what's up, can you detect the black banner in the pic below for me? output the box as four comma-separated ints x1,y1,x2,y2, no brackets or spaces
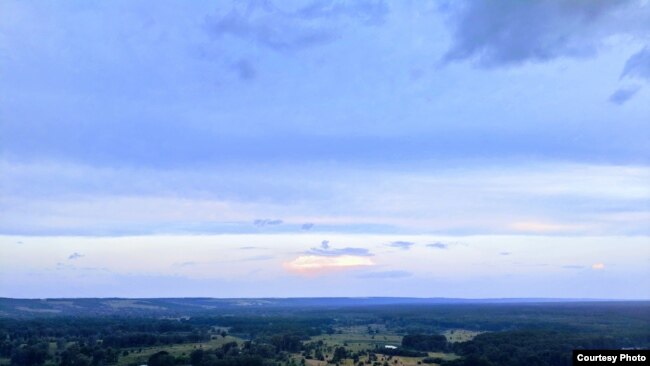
573,350,648,365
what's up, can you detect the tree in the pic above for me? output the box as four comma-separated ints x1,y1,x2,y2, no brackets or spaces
331,347,347,363
10,345,48,366
148,351,176,366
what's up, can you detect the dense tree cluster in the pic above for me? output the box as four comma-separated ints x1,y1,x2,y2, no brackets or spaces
401,334,448,352
444,330,634,366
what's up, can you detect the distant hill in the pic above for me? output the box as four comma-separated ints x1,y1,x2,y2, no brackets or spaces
0,297,630,318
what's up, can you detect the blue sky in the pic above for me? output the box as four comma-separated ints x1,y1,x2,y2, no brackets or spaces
1,0,649,298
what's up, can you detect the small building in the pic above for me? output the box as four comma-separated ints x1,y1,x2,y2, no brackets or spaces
384,345,398,350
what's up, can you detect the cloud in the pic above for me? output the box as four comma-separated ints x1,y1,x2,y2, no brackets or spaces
621,47,650,81
298,0,389,26
253,218,283,227
68,252,84,260
441,0,641,67
239,246,262,250
301,222,315,230
240,255,274,262
388,241,414,250
562,265,585,269
510,221,586,234
426,242,448,249
356,270,412,279
289,240,375,274
232,59,256,81
284,254,375,273
306,246,372,257
609,85,642,105
499,252,511,256
592,262,606,270
205,1,387,52
176,261,197,267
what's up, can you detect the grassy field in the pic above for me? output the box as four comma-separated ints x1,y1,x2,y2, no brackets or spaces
304,326,461,366
309,325,402,353
442,329,483,343
6,325,472,366
115,335,242,366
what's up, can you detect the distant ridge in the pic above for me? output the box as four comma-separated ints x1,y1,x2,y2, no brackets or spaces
1,297,646,318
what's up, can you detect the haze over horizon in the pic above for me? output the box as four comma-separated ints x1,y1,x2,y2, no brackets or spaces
1,0,649,299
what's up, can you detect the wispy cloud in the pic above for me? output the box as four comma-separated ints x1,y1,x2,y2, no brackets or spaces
499,252,511,256
388,241,414,250
621,47,650,81
68,252,84,260
205,1,387,52
426,242,448,249
562,265,585,269
232,59,256,81
356,270,411,279
253,219,283,227
441,0,642,67
301,223,315,230
609,85,641,105
306,246,372,257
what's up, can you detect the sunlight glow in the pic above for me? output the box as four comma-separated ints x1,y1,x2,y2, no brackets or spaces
284,255,375,274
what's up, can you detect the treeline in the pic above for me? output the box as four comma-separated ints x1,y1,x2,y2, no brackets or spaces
0,314,334,366
444,329,643,366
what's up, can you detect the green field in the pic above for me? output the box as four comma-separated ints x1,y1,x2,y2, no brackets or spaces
116,336,242,366
441,329,483,343
303,325,460,366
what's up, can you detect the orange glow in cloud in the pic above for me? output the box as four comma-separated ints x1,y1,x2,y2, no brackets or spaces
284,255,375,274
591,263,605,270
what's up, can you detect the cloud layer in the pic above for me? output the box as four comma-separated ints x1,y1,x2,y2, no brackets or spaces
442,0,646,67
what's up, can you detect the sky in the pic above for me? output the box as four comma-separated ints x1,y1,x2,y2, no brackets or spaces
1,0,649,299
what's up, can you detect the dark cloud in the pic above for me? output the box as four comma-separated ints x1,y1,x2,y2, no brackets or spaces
232,59,256,81
562,265,585,269
441,0,638,67
253,218,283,227
621,47,650,81
426,242,448,249
68,252,84,260
306,240,372,257
388,241,414,250
301,223,315,230
206,0,387,51
356,270,412,279
609,85,641,105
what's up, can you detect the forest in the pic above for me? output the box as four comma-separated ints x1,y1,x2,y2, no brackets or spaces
0,298,648,366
